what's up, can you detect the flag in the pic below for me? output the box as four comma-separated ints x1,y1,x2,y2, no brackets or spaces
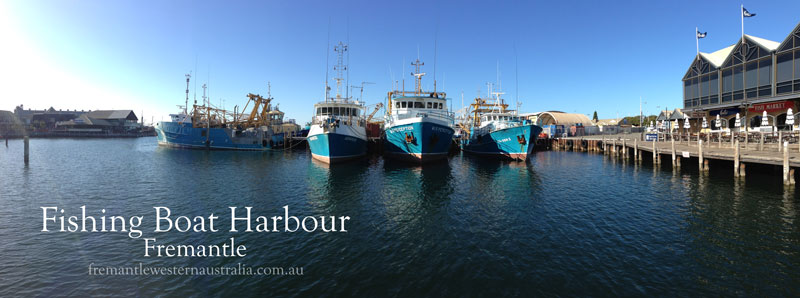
696,30,707,38
742,7,756,17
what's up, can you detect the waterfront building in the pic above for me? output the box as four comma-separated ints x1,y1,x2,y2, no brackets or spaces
682,21,800,132
55,110,141,134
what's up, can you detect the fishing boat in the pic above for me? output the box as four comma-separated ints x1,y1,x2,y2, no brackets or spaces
383,59,455,163
307,42,368,163
460,83,541,160
155,74,278,150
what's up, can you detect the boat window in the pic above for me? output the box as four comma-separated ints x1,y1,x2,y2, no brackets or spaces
414,102,424,108
316,108,321,115
396,102,400,108
439,102,443,109
427,102,432,108
353,109,360,116
401,101,407,108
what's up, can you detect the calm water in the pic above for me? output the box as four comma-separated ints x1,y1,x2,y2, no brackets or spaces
1,137,799,296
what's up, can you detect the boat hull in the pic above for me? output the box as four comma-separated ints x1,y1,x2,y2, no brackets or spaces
384,120,455,163
155,121,269,151
307,132,368,163
463,124,542,160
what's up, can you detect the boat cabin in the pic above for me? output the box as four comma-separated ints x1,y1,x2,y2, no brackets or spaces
313,102,365,125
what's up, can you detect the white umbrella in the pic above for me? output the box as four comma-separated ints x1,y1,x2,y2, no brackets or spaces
684,115,691,129
702,117,708,128
787,108,795,126
735,113,741,128
761,110,769,126
715,114,721,129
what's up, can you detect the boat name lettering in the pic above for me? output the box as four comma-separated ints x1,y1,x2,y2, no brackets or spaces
388,126,413,133
308,136,318,141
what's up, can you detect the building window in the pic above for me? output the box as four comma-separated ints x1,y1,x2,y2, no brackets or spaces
745,61,758,99
758,58,771,97
795,50,800,92
777,52,793,94
733,65,743,92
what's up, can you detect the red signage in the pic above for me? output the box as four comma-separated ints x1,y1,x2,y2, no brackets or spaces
748,100,795,113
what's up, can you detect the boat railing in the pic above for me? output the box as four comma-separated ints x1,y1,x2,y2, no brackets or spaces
392,109,454,123
312,115,366,128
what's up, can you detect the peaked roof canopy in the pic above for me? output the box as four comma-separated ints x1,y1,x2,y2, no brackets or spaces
684,20,800,79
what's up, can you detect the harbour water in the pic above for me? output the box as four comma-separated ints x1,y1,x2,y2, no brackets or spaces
1,137,799,296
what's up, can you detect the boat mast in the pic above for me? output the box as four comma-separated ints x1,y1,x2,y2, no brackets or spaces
184,73,191,114
411,59,425,95
333,42,348,102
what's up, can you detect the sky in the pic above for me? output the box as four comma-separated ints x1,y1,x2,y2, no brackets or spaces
2,0,800,124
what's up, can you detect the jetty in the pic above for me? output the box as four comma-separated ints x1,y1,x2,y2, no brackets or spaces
552,133,799,185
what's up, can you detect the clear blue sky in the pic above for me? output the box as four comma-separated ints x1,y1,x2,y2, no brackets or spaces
2,0,799,124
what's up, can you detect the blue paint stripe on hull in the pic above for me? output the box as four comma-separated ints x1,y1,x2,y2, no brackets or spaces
307,132,367,163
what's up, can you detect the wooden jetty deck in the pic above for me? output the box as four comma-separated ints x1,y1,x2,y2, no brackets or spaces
552,134,799,185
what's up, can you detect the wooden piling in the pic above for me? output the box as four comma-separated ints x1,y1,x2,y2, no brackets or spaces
652,139,659,165
634,138,638,161
698,139,704,172
734,139,740,177
784,141,795,185
779,132,783,152
24,136,29,164
759,132,764,151
671,138,676,167
622,139,627,159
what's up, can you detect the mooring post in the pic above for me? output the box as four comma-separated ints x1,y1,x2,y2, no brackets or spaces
698,139,704,172
671,138,676,166
653,139,659,165
706,132,710,148
612,139,616,156
734,139,740,177
622,139,627,159
24,136,29,164
718,132,722,148
784,141,795,185
634,138,638,160
779,132,783,152
759,132,764,151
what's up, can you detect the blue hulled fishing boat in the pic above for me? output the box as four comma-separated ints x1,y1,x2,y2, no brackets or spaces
155,74,278,150
383,59,454,163
460,84,541,160
307,42,368,163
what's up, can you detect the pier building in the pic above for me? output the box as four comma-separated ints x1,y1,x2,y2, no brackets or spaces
682,21,800,132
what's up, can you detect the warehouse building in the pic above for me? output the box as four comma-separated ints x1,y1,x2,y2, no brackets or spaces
682,21,800,132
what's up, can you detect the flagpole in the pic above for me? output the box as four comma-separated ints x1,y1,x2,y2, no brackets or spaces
696,27,699,56
741,4,744,38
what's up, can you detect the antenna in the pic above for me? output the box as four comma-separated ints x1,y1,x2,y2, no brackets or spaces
267,81,272,98
433,23,438,94
346,18,350,101
184,73,191,114
514,43,519,116
350,82,374,102
325,17,331,102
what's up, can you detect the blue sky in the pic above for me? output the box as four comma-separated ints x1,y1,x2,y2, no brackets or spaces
2,0,799,124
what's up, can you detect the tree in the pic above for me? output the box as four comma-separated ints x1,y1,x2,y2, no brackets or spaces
592,111,598,122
